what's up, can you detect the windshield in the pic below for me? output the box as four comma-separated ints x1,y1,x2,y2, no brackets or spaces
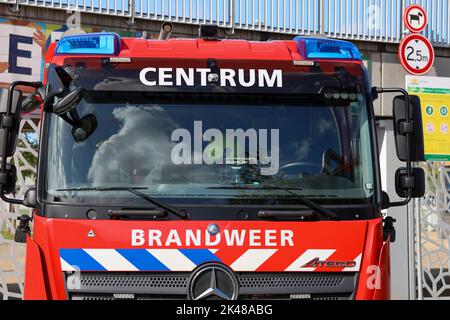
43,91,375,206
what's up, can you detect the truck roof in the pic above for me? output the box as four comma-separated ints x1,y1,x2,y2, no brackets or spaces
48,34,363,65
48,38,301,65
120,38,302,60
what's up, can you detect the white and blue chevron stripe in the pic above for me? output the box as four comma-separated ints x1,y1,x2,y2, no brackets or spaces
60,248,220,272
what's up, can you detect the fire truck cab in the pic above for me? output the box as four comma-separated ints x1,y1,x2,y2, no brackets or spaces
0,26,426,300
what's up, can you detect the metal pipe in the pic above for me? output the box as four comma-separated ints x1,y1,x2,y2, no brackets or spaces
158,21,173,40
415,196,424,300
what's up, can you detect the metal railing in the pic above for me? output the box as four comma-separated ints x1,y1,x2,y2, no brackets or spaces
0,1,449,44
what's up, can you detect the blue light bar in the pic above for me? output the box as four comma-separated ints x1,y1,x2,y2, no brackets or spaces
295,37,362,60
55,33,120,55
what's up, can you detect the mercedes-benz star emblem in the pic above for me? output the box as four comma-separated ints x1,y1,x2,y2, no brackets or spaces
188,263,239,300
207,223,219,235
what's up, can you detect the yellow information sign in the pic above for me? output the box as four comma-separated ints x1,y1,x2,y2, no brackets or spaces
407,76,450,161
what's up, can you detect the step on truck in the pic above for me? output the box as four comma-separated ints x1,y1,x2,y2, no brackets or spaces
0,24,426,300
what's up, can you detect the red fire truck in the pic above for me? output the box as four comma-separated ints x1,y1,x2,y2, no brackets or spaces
0,24,426,300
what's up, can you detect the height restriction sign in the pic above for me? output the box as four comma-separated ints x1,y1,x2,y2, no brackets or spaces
398,33,435,75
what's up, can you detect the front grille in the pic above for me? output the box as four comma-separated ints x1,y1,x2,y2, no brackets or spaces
239,273,349,293
77,274,188,295
64,272,357,300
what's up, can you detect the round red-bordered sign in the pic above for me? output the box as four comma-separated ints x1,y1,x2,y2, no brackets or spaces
398,33,434,75
404,4,428,33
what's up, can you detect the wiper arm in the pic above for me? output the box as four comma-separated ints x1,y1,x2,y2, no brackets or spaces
207,184,337,220
107,209,167,218
126,188,187,219
56,186,187,219
206,185,304,191
57,186,148,191
261,185,338,220
258,210,315,220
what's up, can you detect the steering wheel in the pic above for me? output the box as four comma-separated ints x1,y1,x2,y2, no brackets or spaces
321,149,343,176
279,162,322,176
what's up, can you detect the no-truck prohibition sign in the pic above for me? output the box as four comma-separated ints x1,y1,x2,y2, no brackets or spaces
398,33,434,75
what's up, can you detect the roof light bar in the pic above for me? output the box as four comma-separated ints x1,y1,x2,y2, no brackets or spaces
295,37,362,60
55,33,121,55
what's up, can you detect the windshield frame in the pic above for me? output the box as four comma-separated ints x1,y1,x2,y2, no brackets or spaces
36,91,382,220
36,58,382,220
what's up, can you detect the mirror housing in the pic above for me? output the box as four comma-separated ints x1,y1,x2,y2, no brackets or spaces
53,87,83,115
21,91,44,114
22,187,37,208
0,163,17,194
395,167,425,198
0,89,22,157
44,64,65,109
0,81,41,206
375,87,426,207
393,95,425,162
381,191,391,210
71,114,97,142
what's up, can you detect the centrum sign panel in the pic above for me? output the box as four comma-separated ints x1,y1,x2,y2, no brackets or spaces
406,76,450,161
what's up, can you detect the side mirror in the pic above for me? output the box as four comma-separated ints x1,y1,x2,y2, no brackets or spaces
71,114,97,142
23,187,37,208
44,64,65,109
0,89,22,157
53,87,83,115
0,163,17,194
395,167,425,198
393,95,425,162
0,81,41,206
381,191,391,210
376,87,426,207
21,87,44,114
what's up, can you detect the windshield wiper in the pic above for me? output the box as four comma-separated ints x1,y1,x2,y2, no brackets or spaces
207,184,338,220
56,186,187,219
126,188,187,219
258,210,315,220
260,185,338,220
107,209,167,218
206,185,304,191
57,186,148,191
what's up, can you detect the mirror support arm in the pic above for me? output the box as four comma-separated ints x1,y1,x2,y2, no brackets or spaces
374,87,413,207
0,81,42,205
0,186,24,204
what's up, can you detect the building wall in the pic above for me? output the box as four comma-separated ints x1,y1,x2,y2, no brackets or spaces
0,17,152,93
